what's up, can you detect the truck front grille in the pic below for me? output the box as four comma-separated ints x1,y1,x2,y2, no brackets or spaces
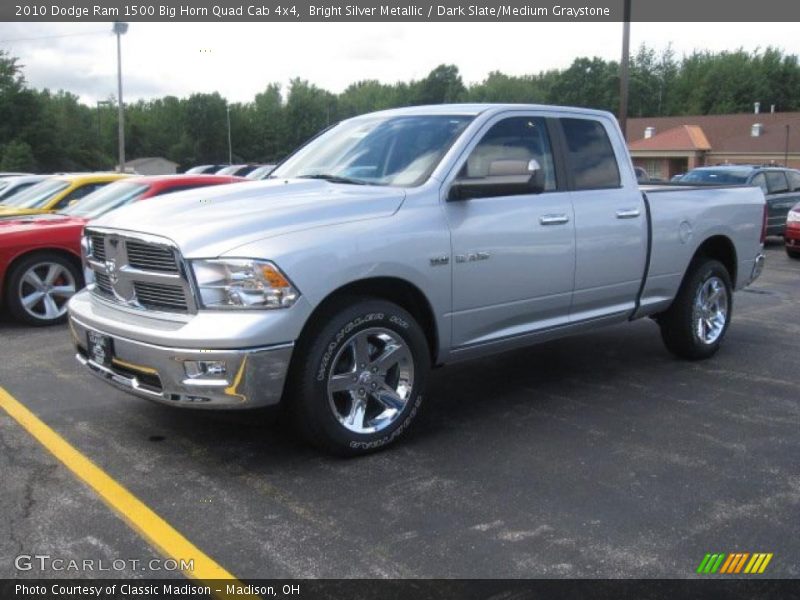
126,241,178,273
132,282,189,312
86,229,195,314
90,233,107,261
93,271,113,297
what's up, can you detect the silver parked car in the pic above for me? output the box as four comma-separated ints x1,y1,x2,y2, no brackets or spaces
68,104,766,454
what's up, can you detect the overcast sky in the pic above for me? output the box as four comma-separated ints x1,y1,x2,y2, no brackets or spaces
0,22,798,105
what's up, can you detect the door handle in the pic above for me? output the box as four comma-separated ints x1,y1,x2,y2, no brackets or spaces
616,208,641,219
539,214,570,225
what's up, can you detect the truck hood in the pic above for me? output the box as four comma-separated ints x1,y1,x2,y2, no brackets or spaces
90,179,406,257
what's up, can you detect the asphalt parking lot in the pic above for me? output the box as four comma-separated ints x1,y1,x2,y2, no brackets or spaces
1,240,798,580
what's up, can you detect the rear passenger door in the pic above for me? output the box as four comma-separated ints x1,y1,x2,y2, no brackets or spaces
557,117,648,322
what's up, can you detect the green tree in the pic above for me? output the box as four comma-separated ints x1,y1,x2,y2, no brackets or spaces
412,64,466,105
1,139,36,171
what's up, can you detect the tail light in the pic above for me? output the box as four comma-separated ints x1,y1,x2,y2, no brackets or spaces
760,203,768,244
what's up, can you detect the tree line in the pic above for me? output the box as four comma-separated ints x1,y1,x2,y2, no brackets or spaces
1,45,799,173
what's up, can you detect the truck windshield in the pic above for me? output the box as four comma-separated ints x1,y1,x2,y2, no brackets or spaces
270,115,473,187
60,181,150,219
681,169,752,184
2,179,69,208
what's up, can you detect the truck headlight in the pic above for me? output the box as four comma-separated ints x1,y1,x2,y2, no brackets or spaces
190,259,299,309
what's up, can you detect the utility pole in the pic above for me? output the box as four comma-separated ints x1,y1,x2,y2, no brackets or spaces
113,22,128,173
619,0,631,138
96,100,111,160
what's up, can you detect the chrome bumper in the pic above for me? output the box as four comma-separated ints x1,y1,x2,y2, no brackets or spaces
70,315,293,409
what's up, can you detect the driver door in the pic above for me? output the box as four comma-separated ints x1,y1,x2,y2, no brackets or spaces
444,114,576,349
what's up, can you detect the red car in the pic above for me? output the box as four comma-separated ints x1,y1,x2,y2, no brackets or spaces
0,174,245,325
786,202,800,259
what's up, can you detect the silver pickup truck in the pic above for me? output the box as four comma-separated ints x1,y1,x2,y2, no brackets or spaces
67,104,766,455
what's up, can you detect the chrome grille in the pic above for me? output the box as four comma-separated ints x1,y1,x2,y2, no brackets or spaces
132,282,188,312
90,234,107,261
86,229,194,314
94,271,113,296
126,241,178,272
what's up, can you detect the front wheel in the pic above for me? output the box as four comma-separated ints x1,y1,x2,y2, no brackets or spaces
786,247,800,260
289,297,430,456
659,258,733,360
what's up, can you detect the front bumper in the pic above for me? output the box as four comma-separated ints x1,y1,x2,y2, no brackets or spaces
70,314,293,409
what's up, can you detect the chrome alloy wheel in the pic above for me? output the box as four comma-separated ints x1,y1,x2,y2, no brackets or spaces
327,327,415,434
17,261,77,321
693,276,728,345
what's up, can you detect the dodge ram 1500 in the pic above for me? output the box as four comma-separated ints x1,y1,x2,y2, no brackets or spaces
67,104,767,454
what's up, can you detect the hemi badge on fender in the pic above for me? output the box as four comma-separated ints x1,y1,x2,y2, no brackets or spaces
429,256,450,266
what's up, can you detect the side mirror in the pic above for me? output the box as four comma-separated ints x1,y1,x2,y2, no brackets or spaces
449,158,544,201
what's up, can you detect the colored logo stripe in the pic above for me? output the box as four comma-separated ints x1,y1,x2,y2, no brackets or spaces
697,552,773,574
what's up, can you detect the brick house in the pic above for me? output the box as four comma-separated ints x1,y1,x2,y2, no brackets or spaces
627,111,800,180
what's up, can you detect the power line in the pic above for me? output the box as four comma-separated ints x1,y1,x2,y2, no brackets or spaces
0,30,108,44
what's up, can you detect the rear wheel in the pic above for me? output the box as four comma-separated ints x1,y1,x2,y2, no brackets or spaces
659,258,732,360
5,252,81,326
289,297,430,456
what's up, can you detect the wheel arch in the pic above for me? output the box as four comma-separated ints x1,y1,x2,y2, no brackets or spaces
297,276,440,365
692,235,738,288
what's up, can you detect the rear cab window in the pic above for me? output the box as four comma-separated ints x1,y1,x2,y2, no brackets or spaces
559,118,621,190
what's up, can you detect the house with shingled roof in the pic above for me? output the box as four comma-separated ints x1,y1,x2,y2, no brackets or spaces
626,111,800,180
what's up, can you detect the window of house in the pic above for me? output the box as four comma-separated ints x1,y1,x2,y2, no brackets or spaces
645,160,662,180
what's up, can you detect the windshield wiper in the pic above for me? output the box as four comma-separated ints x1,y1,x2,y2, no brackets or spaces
297,174,368,185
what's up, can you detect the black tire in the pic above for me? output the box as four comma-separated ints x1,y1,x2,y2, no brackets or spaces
786,247,800,260
289,296,430,456
4,252,82,326
659,258,733,361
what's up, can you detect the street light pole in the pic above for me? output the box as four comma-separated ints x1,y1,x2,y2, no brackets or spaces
618,0,631,139
113,21,128,173
226,105,233,164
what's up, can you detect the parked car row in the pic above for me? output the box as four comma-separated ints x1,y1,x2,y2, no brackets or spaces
0,172,247,325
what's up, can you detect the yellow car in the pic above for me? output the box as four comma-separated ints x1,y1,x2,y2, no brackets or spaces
0,173,131,217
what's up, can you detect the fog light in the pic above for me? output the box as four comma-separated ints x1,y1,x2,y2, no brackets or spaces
184,360,227,379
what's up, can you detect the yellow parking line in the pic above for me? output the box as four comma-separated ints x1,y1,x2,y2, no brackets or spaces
0,387,244,589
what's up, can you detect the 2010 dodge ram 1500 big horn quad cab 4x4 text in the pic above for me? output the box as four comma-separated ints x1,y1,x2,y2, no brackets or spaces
68,104,767,455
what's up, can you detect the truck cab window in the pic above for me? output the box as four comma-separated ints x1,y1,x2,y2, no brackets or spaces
560,118,621,190
459,116,557,193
